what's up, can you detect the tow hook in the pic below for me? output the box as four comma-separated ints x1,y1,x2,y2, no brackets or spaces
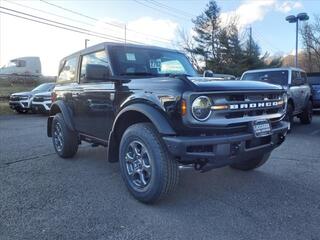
194,159,207,171
279,134,285,144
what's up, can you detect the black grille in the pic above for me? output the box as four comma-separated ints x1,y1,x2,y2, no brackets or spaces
222,92,283,119
33,97,44,102
10,96,20,101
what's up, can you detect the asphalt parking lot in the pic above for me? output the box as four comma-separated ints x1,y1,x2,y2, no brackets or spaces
1,113,320,240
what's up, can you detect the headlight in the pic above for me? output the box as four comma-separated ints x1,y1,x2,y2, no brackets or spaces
191,96,212,121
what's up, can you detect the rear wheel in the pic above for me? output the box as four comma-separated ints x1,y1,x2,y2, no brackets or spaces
230,153,271,171
300,100,313,124
119,123,179,203
52,113,78,158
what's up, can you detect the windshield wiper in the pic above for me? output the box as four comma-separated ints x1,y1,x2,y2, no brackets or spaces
119,72,159,76
162,73,192,79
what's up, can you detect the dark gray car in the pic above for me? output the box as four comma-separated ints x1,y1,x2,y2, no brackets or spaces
241,67,313,130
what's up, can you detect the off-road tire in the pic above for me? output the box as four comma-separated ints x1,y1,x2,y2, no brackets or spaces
300,100,313,124
230,153,271,171
119,122,179,203
52,113,78,158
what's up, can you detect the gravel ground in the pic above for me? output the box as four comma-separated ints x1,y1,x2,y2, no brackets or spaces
1,113,320,240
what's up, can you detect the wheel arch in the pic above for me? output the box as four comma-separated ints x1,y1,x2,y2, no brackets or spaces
287,97,295,110
47,100,75,137
107,103,176,162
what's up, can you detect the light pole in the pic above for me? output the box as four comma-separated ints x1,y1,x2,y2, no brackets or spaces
85,39,90,48
285,13,309,67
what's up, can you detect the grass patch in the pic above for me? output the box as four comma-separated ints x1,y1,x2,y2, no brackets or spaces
0,80,38,98
0,100,13,115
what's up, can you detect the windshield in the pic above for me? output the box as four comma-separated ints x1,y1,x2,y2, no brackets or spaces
241,70,288,85
32,83,54,92
108,46,197,77
308,76,320,85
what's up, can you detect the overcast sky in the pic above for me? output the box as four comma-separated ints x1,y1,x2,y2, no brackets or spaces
0,0,319,75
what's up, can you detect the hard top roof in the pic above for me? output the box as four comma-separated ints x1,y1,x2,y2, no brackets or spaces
242,67,306,75
61,42,182,61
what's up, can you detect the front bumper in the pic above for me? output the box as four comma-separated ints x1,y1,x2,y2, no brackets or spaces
163,121,288,168
31,101,51,112
9,100,31,109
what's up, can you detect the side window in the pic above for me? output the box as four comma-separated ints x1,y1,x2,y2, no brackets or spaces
80,50,111,83
301,72,307,84
291,71,302,86
57,58,77,83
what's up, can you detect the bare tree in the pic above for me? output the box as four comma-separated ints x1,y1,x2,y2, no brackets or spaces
175,28,203,72
301,15,320,72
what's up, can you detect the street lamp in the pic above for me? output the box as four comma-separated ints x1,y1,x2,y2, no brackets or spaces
85,39,90,48
285,13,309,67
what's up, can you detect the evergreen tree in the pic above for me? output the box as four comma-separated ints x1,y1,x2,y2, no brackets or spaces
184,0,283,76
191,0,220,66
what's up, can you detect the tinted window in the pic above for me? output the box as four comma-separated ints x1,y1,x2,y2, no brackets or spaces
108,46,197,77
301,72,307,84
57,58,77,83
80,50,111,83
9,60,26,67
291,71,302,85
307,75,320,85
241,70,288,85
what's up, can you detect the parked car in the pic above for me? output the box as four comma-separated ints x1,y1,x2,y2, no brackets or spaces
307,72,320,108
0,56,41,76
9,82,55,113
241,67,313,130
47,42,288,203
31,90,54,114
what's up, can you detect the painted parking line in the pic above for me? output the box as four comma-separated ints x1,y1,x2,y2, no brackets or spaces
310,129,320,135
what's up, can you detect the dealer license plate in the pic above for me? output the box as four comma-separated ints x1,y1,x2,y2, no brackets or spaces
251,119,271,138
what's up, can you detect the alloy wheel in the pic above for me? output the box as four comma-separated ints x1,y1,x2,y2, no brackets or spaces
125,140,152,189
53,122,64,152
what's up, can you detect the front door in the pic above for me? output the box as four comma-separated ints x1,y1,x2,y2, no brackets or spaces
74,50,115,140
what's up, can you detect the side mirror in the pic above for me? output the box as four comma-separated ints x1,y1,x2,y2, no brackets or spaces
203,70,214,78
84,64,111,82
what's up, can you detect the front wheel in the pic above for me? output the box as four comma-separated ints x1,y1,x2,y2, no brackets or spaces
230,153,271,171
119,123,179,203
300,100,313,124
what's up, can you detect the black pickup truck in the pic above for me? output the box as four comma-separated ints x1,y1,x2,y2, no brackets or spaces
48,42,288,203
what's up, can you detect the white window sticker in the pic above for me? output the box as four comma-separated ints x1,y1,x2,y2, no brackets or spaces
150,59,161,69
126,53,136,61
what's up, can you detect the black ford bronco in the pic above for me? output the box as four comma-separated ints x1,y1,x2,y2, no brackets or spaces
48,42,288,203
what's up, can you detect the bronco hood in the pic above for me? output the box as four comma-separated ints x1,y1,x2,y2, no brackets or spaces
188,77,283,91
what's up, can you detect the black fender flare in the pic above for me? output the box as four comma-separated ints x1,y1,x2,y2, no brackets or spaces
112,103,176,135
107,103,176,162
47,100,75,137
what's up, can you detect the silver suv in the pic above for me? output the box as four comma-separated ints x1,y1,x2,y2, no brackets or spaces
9,83,55,114
241,67,313,130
